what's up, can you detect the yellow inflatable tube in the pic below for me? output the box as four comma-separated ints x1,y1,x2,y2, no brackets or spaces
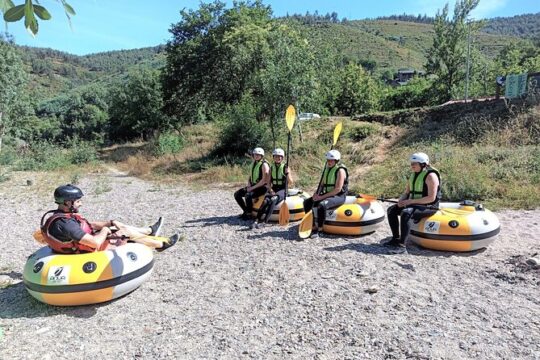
23,243,154,306
409,202,500,252
323,196,385,236
252,189,309,222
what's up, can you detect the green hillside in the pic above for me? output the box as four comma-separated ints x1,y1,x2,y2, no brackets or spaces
483,12,540,39
294,19,521,74
17,45,165,101
16,16,526,103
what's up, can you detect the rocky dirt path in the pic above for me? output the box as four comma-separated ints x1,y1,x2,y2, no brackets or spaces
0,169,539,359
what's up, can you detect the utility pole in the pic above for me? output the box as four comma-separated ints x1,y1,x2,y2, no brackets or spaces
465,20,471,103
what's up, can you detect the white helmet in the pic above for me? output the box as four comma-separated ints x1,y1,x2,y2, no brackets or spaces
252,147,265,156
272,148,285,157
326,149,341,161
410,152,429,164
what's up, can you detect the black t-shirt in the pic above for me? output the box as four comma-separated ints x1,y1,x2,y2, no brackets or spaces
48,214,87,243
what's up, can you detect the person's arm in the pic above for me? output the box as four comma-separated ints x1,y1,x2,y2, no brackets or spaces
396,183,411,207
248,163,270,191
89,220,115,231
79,227,111,250
286,166,294,188
318,168,345,200
399,173,439,207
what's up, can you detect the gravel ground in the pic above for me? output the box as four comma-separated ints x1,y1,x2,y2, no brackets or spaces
0,169,539,360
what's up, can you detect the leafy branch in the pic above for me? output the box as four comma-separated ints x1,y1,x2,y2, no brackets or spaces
1,0,75,36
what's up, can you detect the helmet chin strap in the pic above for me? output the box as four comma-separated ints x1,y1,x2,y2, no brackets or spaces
64,200,78,213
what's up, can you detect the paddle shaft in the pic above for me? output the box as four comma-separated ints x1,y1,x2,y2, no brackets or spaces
315,144,334,195
376,197,438,210
284,133,291,200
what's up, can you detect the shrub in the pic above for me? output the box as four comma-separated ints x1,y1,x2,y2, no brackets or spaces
68,141,98,164
213,95,272,157
347,123,379,142
381,78,435,111
0,146,17,166
151,132,184,156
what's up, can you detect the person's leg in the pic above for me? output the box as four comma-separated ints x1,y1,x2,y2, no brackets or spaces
303,197,314,213
111,220,148,235
316,195,346,229
387,204,401,240
247,187,267,214
113,227,163,248
264,189,285,223
234,187,248,214
400,207,438,244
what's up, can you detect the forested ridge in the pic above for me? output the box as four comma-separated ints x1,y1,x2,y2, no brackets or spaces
10,12,539,103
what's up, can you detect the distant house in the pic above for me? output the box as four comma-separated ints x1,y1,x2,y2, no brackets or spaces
388,68,425,86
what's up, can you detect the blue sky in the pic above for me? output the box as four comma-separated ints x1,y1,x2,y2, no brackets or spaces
4,0,539,55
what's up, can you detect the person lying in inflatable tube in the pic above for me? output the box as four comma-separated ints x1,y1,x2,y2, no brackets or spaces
36,184,179,254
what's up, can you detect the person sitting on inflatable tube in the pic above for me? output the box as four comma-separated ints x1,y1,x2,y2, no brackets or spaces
234,147,270,220
40,184,179,254
303,149,349,238
384,152,442,248
251,147,294,229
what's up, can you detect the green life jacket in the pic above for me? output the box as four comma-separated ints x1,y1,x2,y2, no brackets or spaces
321,163,349,195
250,159,268,186
408,167,442,204
271,163,286,189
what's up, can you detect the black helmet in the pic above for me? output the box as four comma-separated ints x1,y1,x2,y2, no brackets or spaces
54,184,84,204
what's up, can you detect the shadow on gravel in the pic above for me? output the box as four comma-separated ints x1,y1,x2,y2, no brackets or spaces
183,216,248,227
405,243,487,257
0,281,129,320
324,242,390,255
0,271,23,280
247,227,299,241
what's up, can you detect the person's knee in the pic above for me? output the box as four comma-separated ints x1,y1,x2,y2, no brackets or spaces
401,208,414,221
387,204,399,216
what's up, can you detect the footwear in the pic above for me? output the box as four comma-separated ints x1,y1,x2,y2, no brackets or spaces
149,217,164,236
157,234,179,252
310,231,319,239
383,237,403,247
250,221,257,229
239,213,251,220
388,246,407,255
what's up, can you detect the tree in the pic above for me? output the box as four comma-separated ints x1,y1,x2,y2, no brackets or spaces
162,0,272,125
335,63,381,116
1,0,75,36
109,68,170,141
0,36,27,153
425,0,480,102
36,84,109,144
254,23,318,145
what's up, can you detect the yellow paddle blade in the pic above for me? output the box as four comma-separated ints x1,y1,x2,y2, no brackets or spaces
333,122,343,146
298,210,313,239
358,193,378,201
279,202,290,226
285,105,296,132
